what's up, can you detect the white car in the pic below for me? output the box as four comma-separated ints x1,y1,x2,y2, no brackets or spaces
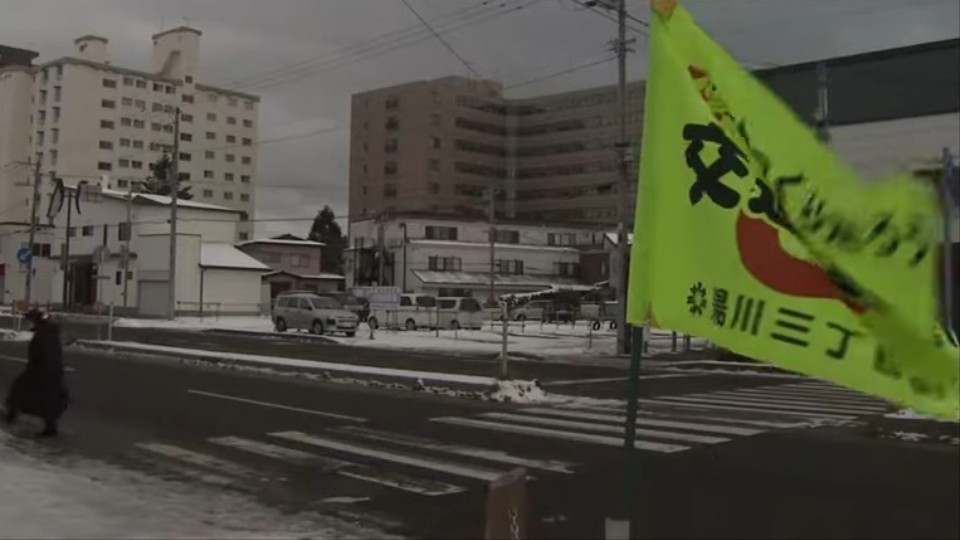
436,297,484,330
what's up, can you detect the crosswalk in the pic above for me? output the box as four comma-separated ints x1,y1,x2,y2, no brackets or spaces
114,381,892,506
432,381,894,454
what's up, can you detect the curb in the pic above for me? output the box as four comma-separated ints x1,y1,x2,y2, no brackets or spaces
201,328,338,344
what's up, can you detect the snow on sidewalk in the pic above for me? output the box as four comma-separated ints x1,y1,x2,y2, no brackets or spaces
0,437,395,539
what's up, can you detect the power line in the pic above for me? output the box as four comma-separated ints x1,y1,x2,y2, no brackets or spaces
398,0,483,79
504,55,618,89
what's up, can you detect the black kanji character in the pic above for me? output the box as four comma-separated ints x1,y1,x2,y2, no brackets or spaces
770,307,814,347
747,179,794,231
687,282,707,316
729,295,765,335
711,288,728,327
873,346,902,379
825,322,859,360
682,122,748,209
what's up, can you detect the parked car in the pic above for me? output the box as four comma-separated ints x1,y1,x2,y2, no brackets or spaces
436,297,484,330
318,292,370,321
272,292,359,336
512,300,552,321
367,294,439,331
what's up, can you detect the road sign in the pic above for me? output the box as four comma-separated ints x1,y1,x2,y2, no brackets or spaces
16,247,32,265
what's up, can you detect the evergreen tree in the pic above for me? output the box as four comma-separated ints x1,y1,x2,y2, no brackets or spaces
141,153,193,200
308,206,346,274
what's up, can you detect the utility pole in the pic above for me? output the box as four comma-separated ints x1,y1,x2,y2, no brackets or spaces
613,0,634,355
816,61,830,143
167,107,181,320
377,213,386,286
24,161,41,308
488,186,497,303
122,183,133,309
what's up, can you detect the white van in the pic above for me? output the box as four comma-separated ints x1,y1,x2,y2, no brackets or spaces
436,297,484,330
367,294,439,331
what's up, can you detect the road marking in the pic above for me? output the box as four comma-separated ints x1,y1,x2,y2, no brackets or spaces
676,392,885,414
731,386,887,404
0,354,76,372
135,442,263,480
338,470,465,497
637,398,856,420
789,383,885,397
478,412,730,444
650,396,864,417
541,374,700,387
269,431,504,482
188,390,366,423
137,456,237,487
431,417,689,452
521,407,763,436
209,436,352,470
718,388,889,408
337,426,576,474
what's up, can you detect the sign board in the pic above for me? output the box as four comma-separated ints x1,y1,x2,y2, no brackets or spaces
16,247,32,265
353,286,402,307
484,468,528,540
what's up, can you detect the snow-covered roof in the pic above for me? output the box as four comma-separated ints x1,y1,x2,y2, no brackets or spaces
413,270,582,289
238,238,325,248
200,243,270,271
94,188,240,213
409,239,579,253
263,270,344,280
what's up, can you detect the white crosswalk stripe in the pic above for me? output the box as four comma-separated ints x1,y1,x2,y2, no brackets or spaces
476,412,731,444
520,407,763,436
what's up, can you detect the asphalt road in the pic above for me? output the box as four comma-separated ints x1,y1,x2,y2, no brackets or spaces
1,334,957,539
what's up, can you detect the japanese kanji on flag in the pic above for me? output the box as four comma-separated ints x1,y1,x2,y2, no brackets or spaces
629,0,959,418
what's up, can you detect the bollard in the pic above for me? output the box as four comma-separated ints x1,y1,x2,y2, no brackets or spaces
684,333,691,352
587,322,594,350
435,308,440,338
671,331,678,352
368,321,375,340
107,303,115,342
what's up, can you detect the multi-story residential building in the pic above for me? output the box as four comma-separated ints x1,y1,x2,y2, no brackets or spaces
0,28,260,242
349,38,958,225
346,213,608,298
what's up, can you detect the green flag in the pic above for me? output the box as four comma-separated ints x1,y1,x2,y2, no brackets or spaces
629,1,959,418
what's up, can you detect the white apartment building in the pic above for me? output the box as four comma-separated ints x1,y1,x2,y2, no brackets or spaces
0,28,260,242
18,181,267,316
347,214,607,298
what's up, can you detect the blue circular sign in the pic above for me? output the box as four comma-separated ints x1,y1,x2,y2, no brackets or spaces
16,247,32,264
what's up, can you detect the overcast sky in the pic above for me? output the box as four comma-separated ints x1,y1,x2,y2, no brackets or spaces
2,0,958,237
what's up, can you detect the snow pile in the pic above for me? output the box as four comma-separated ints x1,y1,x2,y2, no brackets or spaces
0,330,32,342
884,409,960,423
0,437,396,539
114,316,274,333
485,380,552,403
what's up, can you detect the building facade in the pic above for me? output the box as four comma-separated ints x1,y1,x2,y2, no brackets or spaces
346,214,608,298
0,28,260,242
238,236,344,298
348,38,959,225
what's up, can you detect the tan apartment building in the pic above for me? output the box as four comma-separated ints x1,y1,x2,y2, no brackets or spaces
0,28,260,241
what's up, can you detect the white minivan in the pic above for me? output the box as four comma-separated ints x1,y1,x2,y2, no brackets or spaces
436,297,484,330
367,294,439,331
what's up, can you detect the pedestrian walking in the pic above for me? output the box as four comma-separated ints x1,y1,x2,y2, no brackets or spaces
4,309,69,438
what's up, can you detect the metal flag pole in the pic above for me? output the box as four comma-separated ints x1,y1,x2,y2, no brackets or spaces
941,148,956,338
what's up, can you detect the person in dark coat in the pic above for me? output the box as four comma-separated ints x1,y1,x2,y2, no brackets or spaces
4,309,69,437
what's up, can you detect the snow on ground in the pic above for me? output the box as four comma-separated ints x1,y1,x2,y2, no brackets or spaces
884,409,960,423
114,316,273,332
0,436,396,539
0,329,32,342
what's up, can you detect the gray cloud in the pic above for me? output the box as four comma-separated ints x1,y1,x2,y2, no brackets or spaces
2,0,957,237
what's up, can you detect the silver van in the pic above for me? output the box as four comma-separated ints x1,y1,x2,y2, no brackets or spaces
273,292,359,336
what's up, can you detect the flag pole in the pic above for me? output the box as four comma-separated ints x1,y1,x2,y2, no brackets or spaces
622,324,644,534
942,148,956,338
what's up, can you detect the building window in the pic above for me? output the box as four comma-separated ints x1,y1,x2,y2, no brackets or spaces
181,114,193,123
134,119,145,129
100,119,114,130
291,255,310,268
243,119,253,128
36,131,44,146
131,160,143,169
98,161,112,171
49,150,58,166
121,117,132,127
385,117,399,130
103,79,117,88
241,175,250,183
226,154,236,163
117,179,129,188
385,137,399,153
547,233,578,246
425,226,457,241
132,140,144,149
136,80,147,89
203,189,213,198
227,117,237,125
165,85,175,94
119,138,131,148
81,225,94,237
428,256,461,271
225,173,235,181
179,152,191,162
205,151,215,159
121,97,133,106
239,232,249,241
102,99,116,109
228,97,238,107
384,184,397,198
226,135,236,143
240,193,250,202
119,159,130,168
432,137,441,149
67,227,76,238
118,222,131,241
134,99,146,109
385,96,399,109
178,172,191,181
99,140,113,150
241,156,251,165
151,122,162,131
206,132,216,140
242,137,252,146
491,229,520,244
224,192,234,201
429,159,440,172
207,113,217,121
180,133,192,142
496,259,524,275
384,161,398,175
153,83,163,92
204,170,214,179
163,124,174,133
428,182,440,194
554,262,580,277
182,94,194,103
51,129,59,144
152,102,163,113
123,77,134,87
